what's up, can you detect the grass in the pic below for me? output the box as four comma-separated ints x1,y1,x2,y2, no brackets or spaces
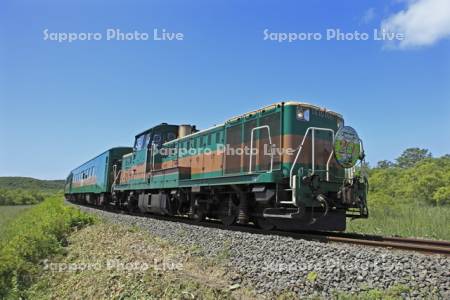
0,205,33,229
0,197,95,299
26,221,257,299
346,204,450,240
333,284,412,300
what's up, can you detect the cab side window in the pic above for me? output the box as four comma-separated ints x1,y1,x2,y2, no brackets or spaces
153,134,161,144
167,132,176,142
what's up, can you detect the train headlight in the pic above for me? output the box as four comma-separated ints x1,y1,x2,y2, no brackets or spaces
296,107,310,121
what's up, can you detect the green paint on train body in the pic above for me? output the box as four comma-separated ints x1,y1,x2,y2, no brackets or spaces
64,102,368,224
65,147,132,195
112,102,359,210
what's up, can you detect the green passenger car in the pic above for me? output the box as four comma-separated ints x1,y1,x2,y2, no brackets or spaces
65,147,132,205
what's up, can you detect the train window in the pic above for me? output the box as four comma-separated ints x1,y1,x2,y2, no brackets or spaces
153,134,161,144
143,133,151,149
216,132,221,144
134,135,146,150
167,132,176,141
208,134,212,145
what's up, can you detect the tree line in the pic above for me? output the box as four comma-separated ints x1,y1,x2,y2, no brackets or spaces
0,148,448,206
0,177,64,205
0,189,47,205
367,148,449,206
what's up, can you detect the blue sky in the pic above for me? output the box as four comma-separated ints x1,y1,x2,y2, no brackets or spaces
1,0,449,179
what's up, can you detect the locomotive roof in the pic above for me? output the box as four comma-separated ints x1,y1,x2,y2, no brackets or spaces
226,101,342,122
70,147,132,173
135,123,179,138
164,101,342,145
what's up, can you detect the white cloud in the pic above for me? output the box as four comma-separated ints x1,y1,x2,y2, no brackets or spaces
381,0,450,49
361,8,376,24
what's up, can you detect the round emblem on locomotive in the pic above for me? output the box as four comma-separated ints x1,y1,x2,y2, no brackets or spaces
333,126,361,168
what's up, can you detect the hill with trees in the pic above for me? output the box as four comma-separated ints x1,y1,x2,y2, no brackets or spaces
0,177,64,205
0,177,64,191
368,148,449,207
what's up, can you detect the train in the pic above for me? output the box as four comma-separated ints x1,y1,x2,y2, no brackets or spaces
65,101,368,231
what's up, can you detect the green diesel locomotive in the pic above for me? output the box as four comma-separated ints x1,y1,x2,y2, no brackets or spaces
65,101,368,231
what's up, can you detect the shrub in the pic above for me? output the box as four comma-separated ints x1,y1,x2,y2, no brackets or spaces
0,189,52,205
0,197,95,298
369,155,450,207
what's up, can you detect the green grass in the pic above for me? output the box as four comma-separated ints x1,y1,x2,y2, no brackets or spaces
0,205,33,229
334,284,412,300
347,204,450,240
26,222,252,299
0,197,95,299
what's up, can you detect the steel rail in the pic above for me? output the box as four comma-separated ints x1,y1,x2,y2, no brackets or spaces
68,201,450,256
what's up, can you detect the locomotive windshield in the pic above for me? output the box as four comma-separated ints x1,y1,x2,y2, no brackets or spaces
134,134,146,150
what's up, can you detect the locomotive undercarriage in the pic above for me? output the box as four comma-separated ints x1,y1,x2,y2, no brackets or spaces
69,176,366,231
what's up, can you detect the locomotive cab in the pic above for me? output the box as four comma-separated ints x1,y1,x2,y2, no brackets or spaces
117,123,196,186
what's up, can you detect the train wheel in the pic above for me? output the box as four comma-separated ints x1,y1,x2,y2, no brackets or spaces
219,196,238,226
189,197,206,223
189,207,205,222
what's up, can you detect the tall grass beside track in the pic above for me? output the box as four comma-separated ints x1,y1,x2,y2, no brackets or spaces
0,206,32,229
0,197,95,299
347,204,450,241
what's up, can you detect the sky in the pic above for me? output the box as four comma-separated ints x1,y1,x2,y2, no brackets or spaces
0,0,449,179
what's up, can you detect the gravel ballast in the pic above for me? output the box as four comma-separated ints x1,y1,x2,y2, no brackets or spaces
75,205,450,298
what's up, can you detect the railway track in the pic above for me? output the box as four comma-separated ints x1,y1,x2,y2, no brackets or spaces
70,201,450,256
318,233,450,255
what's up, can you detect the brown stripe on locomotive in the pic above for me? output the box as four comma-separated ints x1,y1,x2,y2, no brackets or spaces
282,134,340,169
